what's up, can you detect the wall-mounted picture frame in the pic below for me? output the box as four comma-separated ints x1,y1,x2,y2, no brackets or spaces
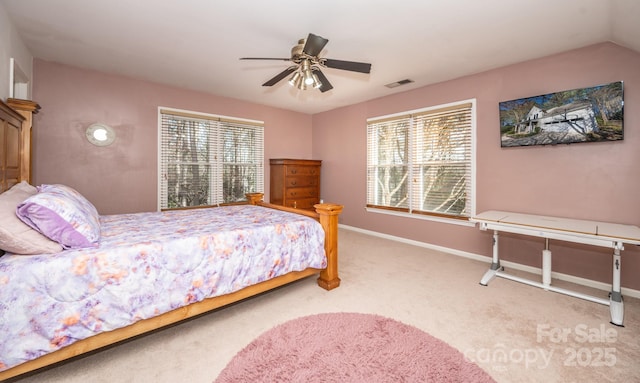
499,81,623,147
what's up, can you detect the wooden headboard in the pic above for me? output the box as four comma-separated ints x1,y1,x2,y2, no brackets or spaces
0,98,40,193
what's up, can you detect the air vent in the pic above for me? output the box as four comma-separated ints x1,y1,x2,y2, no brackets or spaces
385,79,414,88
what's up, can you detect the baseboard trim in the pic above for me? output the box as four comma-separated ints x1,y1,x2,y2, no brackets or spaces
339,224,640,300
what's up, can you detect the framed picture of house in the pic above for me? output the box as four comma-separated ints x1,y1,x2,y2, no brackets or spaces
499,81,623,147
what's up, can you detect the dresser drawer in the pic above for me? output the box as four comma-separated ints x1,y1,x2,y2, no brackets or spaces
285,198,318,210
285,187,318,199
286,166,320,176
285,175,319,188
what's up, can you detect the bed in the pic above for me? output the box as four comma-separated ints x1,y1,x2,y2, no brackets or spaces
0,98,343,381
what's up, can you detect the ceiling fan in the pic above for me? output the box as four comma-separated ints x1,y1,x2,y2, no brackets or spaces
240,33,372,92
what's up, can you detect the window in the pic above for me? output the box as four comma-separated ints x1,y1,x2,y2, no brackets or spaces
367,100,474,220
159,108,264,210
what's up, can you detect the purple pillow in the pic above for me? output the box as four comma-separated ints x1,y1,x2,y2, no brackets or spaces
37,184,100,218
16,189,101,249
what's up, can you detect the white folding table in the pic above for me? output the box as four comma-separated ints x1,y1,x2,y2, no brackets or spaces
471,210,640,326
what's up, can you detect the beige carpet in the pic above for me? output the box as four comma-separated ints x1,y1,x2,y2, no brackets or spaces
12,228,640,382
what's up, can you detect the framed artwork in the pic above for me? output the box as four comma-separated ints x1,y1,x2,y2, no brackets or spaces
499,81,623,147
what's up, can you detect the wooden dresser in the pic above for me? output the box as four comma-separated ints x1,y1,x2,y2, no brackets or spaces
270,159,321,210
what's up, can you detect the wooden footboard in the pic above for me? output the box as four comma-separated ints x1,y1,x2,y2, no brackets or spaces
0,194,342,381
246,192,343,290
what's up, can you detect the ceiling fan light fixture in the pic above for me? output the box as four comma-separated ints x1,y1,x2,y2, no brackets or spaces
304,73,314,86
301,59,314,86
297,78,307,90
311,71,322,89
288,71,301,86
290,71,306,90
287,63,322,90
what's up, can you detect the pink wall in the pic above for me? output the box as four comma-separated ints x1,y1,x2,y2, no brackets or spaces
32,43,640,291
313,42,640,290
32,61,314,214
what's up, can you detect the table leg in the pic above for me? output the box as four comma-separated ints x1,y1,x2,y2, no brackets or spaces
609,244,624,326
480,230,502,285
542,238,552,288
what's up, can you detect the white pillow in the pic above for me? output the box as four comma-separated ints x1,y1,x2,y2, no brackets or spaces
0,181,63,255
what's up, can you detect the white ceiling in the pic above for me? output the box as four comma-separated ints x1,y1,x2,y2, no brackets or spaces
3,0,640,114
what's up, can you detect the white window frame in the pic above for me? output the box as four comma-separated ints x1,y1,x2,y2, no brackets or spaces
366,99,476,226
157,107,264,211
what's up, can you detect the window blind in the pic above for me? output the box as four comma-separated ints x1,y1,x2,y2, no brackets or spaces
367,101,473,219
159,109,264,210
367,115,411,211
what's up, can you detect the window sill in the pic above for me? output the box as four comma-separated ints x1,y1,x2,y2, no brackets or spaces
365,206,476,227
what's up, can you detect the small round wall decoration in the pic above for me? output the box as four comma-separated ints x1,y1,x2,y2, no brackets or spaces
86,123,116,146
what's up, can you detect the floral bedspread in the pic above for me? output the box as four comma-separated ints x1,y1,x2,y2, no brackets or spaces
0,205,326,372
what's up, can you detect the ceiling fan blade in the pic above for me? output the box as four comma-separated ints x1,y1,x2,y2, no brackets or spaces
323,58,372,74
240,57,291,61
303,33,329,57
262,66,297,87
313,69,333,93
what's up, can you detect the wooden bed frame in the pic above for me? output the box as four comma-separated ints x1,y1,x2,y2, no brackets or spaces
0,98,343,381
